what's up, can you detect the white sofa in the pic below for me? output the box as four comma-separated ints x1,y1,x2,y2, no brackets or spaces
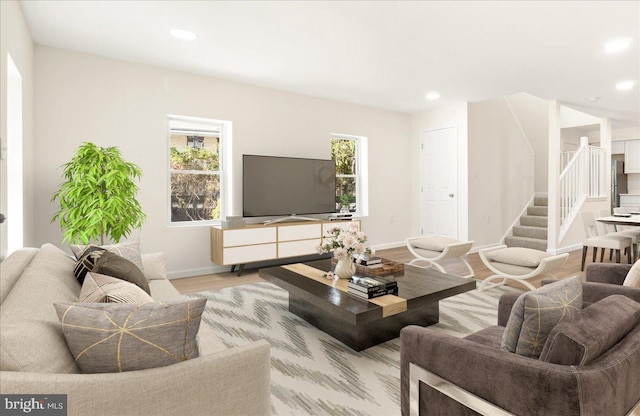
0,244,271,416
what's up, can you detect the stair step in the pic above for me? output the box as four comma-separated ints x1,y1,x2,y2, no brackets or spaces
534,196,548,207
505,236,547,251
513,225,548,239
527,206,548,216
520,215,547,227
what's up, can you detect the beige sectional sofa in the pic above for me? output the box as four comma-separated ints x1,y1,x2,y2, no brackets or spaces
0,244,271,416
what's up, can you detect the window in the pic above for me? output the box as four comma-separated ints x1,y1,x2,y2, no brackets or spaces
168,115,232,224
331,134,368,216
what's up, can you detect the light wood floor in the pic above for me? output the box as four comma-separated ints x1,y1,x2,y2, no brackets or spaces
171,246,631,294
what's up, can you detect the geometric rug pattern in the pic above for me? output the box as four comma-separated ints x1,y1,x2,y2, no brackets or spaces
187,281,521,416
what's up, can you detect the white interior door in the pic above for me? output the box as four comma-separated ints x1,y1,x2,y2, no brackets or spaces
420,126,458,238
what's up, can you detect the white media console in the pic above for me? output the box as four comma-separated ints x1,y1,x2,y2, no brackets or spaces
210,219,360,274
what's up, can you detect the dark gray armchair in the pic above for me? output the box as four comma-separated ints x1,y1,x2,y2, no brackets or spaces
400,276,640,416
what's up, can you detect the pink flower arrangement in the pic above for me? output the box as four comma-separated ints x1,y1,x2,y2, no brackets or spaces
316,222,373,262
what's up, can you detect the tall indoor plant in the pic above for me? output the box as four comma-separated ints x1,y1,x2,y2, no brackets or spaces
51,142,146,244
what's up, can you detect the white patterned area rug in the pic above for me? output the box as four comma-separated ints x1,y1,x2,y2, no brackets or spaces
187,281,520,416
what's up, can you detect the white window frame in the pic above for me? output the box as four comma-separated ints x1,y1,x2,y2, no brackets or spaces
167,115,233,226
331,133,369,217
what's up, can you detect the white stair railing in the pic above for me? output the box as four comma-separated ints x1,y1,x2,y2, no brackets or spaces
559,144,605,240
560,151,576,171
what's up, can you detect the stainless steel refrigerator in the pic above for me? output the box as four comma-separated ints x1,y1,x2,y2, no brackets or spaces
612,160,628,211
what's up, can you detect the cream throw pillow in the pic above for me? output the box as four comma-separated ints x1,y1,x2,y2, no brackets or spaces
412,236,459,252
623,260,640,288
486,247,551,268
141,252,167,280
80,272,153,304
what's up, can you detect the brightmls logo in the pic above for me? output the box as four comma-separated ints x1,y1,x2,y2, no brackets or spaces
1,395,67,415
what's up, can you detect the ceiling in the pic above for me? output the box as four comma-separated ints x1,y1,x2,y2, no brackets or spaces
19,1,640,127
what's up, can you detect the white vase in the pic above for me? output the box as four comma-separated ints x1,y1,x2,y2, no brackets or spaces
334,258,356,279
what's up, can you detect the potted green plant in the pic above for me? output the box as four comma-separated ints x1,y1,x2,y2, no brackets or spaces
339,193,355,213
51,142,146,244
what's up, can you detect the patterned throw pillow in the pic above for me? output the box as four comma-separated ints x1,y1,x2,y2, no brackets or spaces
79,272,153,304
93,251,151,295
500,276,582,359
73,246,107,284
71,239,144,271
54,298,206,373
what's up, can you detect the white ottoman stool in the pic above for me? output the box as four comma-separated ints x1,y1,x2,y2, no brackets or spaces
478,245,569,291
406,236,474,278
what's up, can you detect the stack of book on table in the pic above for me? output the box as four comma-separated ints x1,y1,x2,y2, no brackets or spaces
348,275,398,299
353,254,383,269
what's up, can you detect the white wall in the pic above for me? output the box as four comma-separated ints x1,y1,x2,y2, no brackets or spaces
410,103,469,242
467,97,535,249
559,105,601,129
0,1,35,259
504,93,549,193
33,46,412,277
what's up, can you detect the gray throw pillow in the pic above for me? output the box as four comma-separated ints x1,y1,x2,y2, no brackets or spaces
539,295,640,366
79,272,154,304
54,298,206,373
94,251,151,294
71,239,144,271
500,276,582,359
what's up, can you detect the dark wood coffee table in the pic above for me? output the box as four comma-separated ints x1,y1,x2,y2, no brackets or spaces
259,259,476,351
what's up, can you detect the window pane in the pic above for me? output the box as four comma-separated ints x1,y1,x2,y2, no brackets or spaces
170,134,219,171
170,173,221,222
336,177,357,213
331,138,356,175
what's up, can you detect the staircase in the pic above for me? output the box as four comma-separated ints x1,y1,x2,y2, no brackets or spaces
505,196,548,251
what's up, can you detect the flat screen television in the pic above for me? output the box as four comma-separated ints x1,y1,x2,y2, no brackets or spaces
243,154,336,217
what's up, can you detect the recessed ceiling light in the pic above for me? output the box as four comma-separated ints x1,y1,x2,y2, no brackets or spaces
605,38,632,54
616,80,637,91
170,29,197,41
425,92,440,100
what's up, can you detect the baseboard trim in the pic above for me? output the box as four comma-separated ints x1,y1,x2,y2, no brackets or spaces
371,241,406,251
547,243,582,255
167,266,228,280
